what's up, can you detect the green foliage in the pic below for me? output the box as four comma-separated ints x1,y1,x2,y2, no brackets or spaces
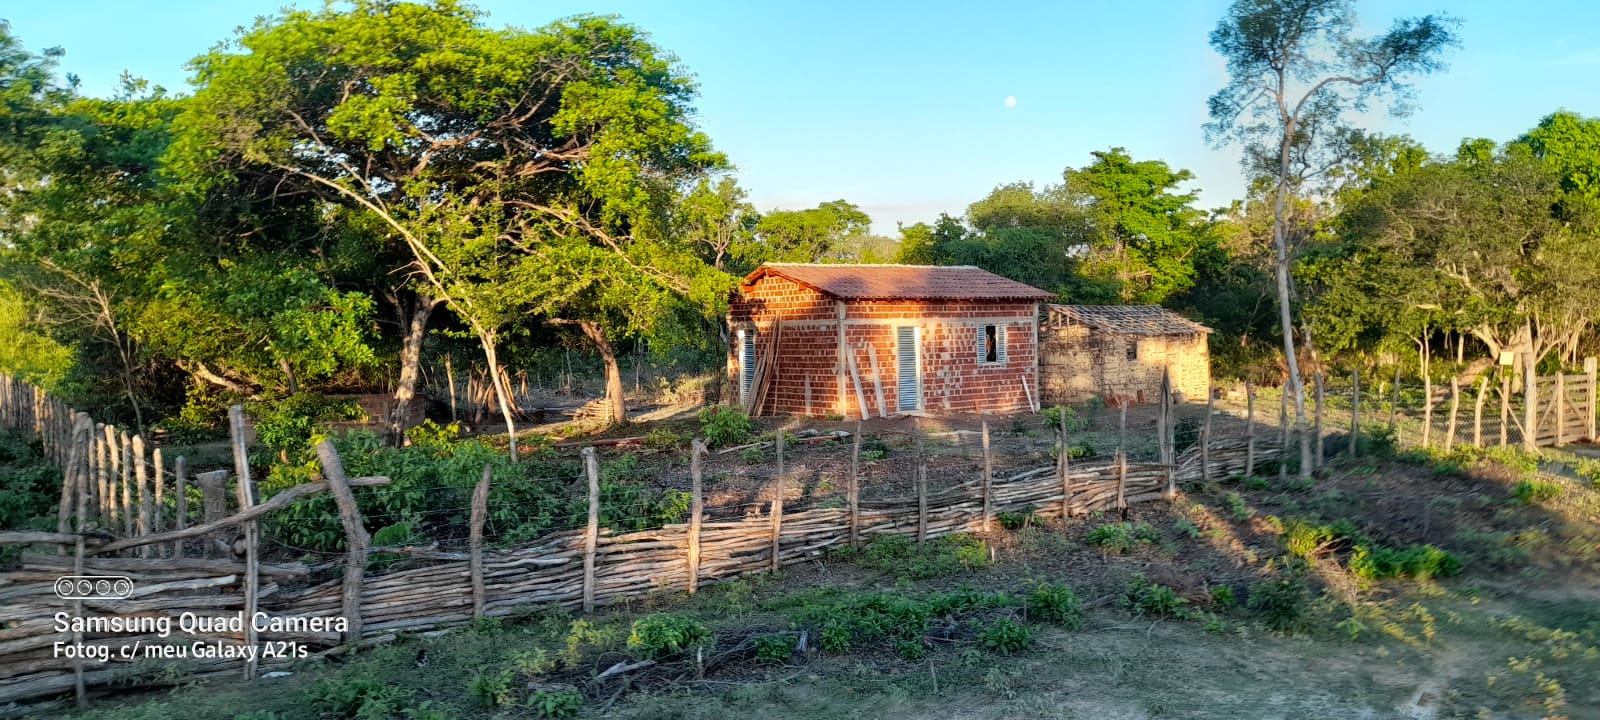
739,446,764,463
1086,522,1160,553
0,283,73,390
307,677,407,719
1348,543,1462,581
0,431,58,538
698,406,753,448
781,587,1019,656
1027,581,1085,629
527,689,584,718
1247,577,1308,633
250,393,364,454
1282,518,1362,559
404,419,461,449
978,617,1034,655
1511,479,1564,505
753,200,872,263
466,668,515,707
753,633,797,664
1222,492,1253,521
643,427,688,450
627,614,711,659
1209,585,1237,609
996,510,1041,530
1120,575,1192,619
857,533,990,579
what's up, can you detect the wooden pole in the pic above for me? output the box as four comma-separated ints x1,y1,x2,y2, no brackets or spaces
1555,371,1566,447
119,431,133,538
981,418,993,533
1245,381,1256,477
687,440,705,594
1057,405,1070,520
173,456,188,558
446,353,457,424
835,301,848,416
1118,402,1127,455
1473,376,1488,448
196,470,227,558
581,447,600,614
1278,387,1288,481
70,416,89,710
1161,371,1175,497
469,463,490,617
1587,357,1598,441
316,440,368,646
1501,371,1512,448
152,448,165,545
134,435,151,556
102,425,117,529
1201,389,1213,482
866,344,888,418
916,431,929,542
1524,352,1538,452
849,422,861,549
1350,370,1360,458
1423,350,1433,448
1314,373,1325,468
771,429,784,572
1390,366,1401,436
1445,377,1461,451
95,426,108,522
1115,450,1128,517
226,405,258,680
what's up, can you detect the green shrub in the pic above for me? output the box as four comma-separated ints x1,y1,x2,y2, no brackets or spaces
1247,577,1307,633
698,406,753,448
252,393,364,454
627,614,711,659
1120,575,1191,619
1209,585,1237,608
467,668,515,707
1086,522,1160,553
1511,479,1564,505
644,427,688,450
1222,492,1253,521
308,677,406,719
978,617,1034,655
527,689,584,718
405,419,461,448
753,633,797,664
0,432,57,539
1028,581,1085,629
1282,518,1362,558
739,446,765,463
1348,543,1461,581
997,510,1041,530
858,533,990,579
782,587,1018,655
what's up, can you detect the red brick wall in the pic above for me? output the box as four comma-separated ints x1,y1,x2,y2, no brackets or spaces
730,277,1039,416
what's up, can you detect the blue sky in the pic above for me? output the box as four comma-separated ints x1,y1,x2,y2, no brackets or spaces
6,1,1598,234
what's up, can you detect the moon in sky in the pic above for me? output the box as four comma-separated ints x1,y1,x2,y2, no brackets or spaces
1004,96,1017,108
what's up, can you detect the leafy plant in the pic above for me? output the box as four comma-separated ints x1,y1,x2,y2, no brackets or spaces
753,633,797,664
978,617,1034,655
527,689,584,718
627,614,711,659
1120,575,1191,619
1027,581,1085,629
739,445,765,463
997,510,1041,530
1348,543,1461,581
405,419,461,448
1511,479,1563,505
1086,522,1160,553
307,677,406,719
1209,585,1237,608
467,668,515,707
1247,577,1308,633
698,406,753,448
858,533,989,579
643,427,688,450
1222,492,1253,521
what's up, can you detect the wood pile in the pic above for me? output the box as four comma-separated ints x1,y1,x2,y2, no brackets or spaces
570,398,616,424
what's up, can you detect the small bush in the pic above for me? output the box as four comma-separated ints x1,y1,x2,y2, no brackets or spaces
1247,577,1307,633
1086,522,1160,553
1511,479,1563,505
527,689,584,718
1120,575,1191,619
1283,518,1361,559
1028,581,1085,629
405,419,461,448
858,533,990,579
739,446,765,463
1209,585,1237,608
627,614,711,659
1222,492,1253,521
753,633,797,664
1348,543,1462,581
644,427,689,450
997,510,1041,530
467,668,515,707
978,617,1034,655
698,406,753,448
308,677,406,718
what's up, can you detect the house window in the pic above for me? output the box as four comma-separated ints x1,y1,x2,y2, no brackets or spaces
977,324,1008,366
1126,340,1138,361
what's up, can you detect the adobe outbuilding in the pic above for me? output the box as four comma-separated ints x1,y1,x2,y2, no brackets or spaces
1038,304,1211,406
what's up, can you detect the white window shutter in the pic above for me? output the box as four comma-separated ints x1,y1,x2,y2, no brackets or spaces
997,325,1008,365
976,326,986,363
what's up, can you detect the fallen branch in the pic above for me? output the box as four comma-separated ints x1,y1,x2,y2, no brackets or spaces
593,659,656,683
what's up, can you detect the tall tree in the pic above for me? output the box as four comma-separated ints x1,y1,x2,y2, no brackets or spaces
1064,148,1211,304
174,1,725,440
752,200,871,263
1206,0,1458,477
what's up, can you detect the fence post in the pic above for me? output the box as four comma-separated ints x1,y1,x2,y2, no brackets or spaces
771,429,785,571
119,431,133,538
316,440,368,646
1245,381,1256,477
469,464,491,617
134,435,151,557
1390,366,1401,438
849,422,861,549
100,425,115,528
687,440,705,594
1201,388,1213,482
70,416,91,710
1423,364,1434,448
227,405,259,681
152,448,165,555
197,470,228,558
1115,450,1128,517
581,447,600,613
1278,387,1288,481
1350,371,1360,458
174,456,188,558
1057,406,1070,520
1445,378,1460,451
1524,353,1538,453
980,418,993,533
915,429,928,542
1501,372,1512,448
1587,357,1597,441
1314,373,1325,468
1556,371,1566,447
1473,377,1488,448
1162,372,1175,498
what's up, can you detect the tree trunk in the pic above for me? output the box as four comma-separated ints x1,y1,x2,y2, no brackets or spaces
277,357,299,396
578,320,627,425
387,294,442,447
1270,183,1312,480
719,315,737,406
474,326,518,462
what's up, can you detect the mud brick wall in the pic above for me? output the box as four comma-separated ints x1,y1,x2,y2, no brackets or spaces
1039,326,1209,405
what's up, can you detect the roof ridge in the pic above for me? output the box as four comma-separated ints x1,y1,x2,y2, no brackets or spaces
761,262,977,270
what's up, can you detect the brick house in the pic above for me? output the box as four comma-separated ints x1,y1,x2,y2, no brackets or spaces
1038,304,1211,405
730,263,1055,417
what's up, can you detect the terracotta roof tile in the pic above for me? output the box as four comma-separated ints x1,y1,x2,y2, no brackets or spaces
1046,304,1211,336
742,263,1055,301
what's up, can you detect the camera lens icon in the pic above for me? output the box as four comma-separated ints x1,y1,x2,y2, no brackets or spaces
54,576,135,600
